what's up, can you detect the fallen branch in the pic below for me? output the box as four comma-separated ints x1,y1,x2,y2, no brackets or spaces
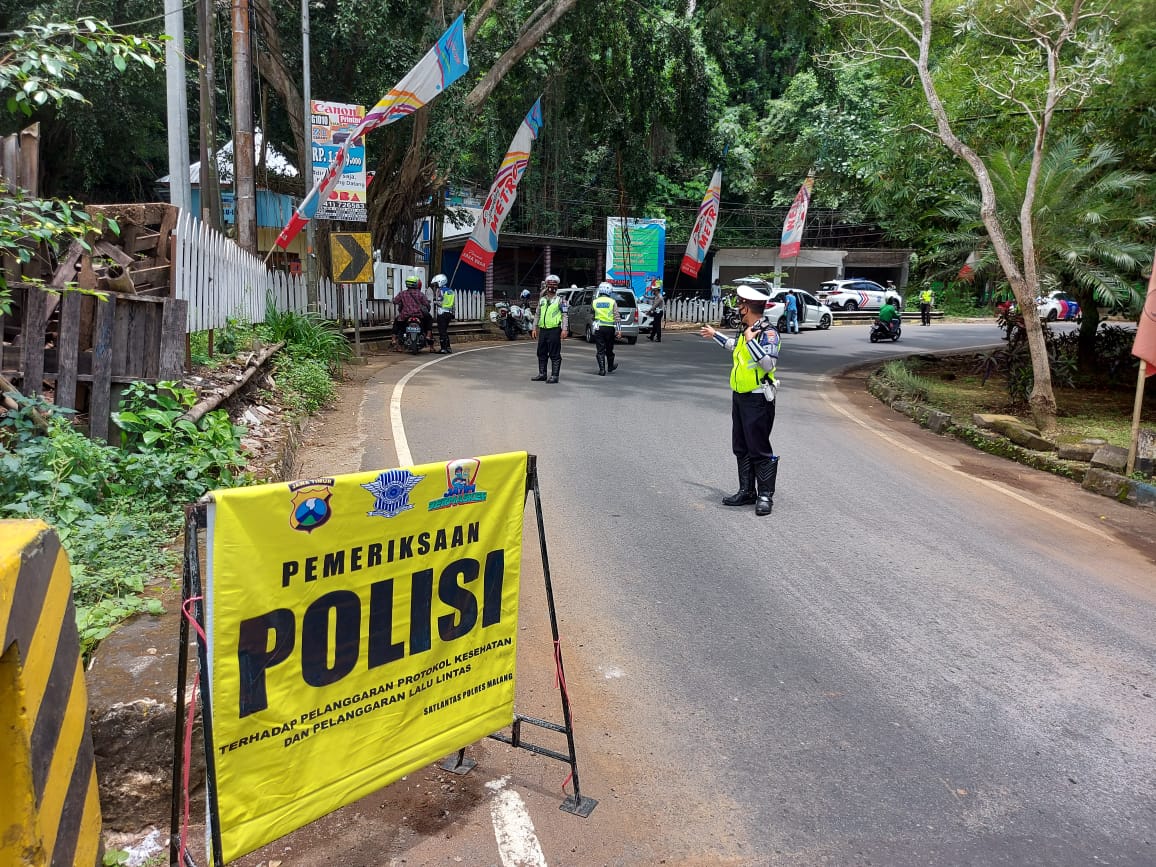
0,373,51,434
177,342,284,426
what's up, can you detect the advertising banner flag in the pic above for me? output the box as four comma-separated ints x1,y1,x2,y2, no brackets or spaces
461,99,544,272
680,168,722,278
605,217,666,296
779,175,814,259
1132,250,1156,376
311,101,368,222
275,15,469,249
204,452,526,861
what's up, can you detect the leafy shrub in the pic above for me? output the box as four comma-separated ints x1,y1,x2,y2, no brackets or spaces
1,386,248,655
273,351,337,416
878,359,930,402
259,305,351,367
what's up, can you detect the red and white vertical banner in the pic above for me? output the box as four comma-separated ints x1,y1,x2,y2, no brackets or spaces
779,175,814,259
680,168,722,278
460,99,544,272
1132,249,1156,376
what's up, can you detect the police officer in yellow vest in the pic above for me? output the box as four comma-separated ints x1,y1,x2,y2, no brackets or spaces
432,273,455,354
699,284,782,516
919,287,934,326
593,282,621,376
531,274,568,383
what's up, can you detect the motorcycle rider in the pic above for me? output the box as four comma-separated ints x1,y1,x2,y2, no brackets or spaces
876,296,900,336
593,282,621,375
531,274,568,383
393,274,432,350
432,273,455,354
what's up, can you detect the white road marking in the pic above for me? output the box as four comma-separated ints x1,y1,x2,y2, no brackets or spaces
389,345,503,466
821,386,1114,542
390,353,549,863
485,776,549,867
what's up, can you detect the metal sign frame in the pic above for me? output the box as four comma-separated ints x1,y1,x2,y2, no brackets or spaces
169,454,595,866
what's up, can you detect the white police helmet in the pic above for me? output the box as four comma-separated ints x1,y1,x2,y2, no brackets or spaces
597,282,613,296
545,274,560,286
736,284,770,303
431,273,448,288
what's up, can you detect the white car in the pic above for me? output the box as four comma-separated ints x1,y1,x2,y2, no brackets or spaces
765,289,832,331
1036,291,1081,322
819,278,902,311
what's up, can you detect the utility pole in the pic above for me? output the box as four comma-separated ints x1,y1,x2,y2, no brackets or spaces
197,0,222,229
302,0,319,306
232,0,258,253
164,0,191,212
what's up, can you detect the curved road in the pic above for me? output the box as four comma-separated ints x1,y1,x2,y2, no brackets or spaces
277,322,1156,866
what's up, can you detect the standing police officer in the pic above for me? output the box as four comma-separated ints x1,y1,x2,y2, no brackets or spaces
531,274,568,383
919,286,934,326
699,284,782,516
593,282,621,375
432,273,455,354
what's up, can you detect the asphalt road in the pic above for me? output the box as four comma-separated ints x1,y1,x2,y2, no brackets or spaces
256,321,1156,867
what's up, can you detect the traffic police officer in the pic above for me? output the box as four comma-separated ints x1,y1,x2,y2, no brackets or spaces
531,274,568,383
592,282,621,375
432,273,455,354
919,287,934,326
699,284,782,516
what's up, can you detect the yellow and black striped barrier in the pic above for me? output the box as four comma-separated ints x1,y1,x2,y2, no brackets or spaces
1,520,102,866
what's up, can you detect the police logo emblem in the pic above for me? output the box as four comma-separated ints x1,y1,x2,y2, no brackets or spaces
288,479,335,532
362,468,424,518
428,458,488,511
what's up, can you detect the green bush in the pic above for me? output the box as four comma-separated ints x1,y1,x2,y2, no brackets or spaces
259,305,351,368
0,386,248,655
273,351,337,416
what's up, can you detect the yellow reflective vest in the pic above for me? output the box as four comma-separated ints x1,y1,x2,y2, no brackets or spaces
593,295,616,325
441,289,455,311
730,333,775,393
538,297,563,328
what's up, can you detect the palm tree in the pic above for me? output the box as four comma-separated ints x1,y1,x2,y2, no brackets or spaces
936,136,1153,372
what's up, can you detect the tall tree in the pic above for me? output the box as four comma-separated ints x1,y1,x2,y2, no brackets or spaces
936,137,1153,371
814,0,1120,431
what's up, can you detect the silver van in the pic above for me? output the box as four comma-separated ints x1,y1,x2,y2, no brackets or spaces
567,287,639,344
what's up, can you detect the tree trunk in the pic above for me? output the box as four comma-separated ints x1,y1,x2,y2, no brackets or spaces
252,0,307,191
1076,295,1101,372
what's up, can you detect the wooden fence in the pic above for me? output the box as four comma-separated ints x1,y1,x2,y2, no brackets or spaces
172,211,486,331
0,285,186,442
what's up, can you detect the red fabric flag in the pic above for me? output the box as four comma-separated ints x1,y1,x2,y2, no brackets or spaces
1133,249,1156,376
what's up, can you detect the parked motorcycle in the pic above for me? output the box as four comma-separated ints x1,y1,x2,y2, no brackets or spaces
869,315,901,343
401,315,427,354
490,300,534,340
720,305,742,329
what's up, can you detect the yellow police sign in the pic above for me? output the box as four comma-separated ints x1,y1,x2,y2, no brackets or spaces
204,453,526,861
329,232,373,283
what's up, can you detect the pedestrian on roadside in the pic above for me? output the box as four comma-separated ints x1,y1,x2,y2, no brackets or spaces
431,273,455,354
648,279,665,342
711,278,722,304
699,284,781,517
531,274,568,383
593,282,621,375
920,286,934,326
785,289,800,334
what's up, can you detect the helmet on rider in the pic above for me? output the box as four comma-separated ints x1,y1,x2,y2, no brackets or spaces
521,289,531,300
430,273,448,289
597,282,613,296
405,274,422,290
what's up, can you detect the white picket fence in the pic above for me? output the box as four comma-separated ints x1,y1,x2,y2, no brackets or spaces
663,297,725,324
172,211,485,332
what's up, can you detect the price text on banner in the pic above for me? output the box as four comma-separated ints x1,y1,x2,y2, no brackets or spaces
204,452,527,861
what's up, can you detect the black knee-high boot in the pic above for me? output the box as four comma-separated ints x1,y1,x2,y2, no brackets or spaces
755,456,779,516
722,456,756,506
547,358,561,384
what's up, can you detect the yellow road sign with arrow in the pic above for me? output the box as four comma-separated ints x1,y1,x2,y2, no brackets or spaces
330,233,373,283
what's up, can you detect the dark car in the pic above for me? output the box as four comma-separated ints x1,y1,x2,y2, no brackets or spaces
567,288,640,344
